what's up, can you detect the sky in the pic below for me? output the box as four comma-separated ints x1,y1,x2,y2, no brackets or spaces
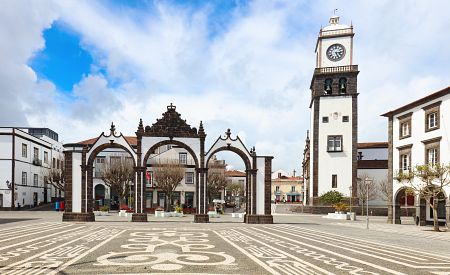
1,0,449,173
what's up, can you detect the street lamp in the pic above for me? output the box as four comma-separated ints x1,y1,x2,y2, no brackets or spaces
6,180,11,189
365,177,373,229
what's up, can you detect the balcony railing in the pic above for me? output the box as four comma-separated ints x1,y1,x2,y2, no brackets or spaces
32,158,42,166
319,27,353,38
314,65,358,75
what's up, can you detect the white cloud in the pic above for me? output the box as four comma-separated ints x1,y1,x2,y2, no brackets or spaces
1,0,449,172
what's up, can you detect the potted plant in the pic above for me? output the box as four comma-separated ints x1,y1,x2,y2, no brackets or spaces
99,205,109,216
333,202,348,214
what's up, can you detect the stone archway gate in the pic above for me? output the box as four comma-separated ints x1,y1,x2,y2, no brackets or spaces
63,104,273,223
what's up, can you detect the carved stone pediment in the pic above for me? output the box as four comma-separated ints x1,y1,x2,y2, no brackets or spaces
143,103,198,138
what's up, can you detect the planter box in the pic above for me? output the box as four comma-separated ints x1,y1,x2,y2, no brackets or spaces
171,212,183,217
119,210,127,217
208,211,220,218
154,210,164,217
231,212,245,218
324,212,349,220
348,212,356,220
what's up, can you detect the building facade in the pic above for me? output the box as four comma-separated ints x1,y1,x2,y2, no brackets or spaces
382,86,450,225
271,170,303,203
0,128,64,209
307,15,359,204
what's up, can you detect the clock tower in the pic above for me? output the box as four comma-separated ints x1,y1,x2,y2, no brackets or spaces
308,15,359,205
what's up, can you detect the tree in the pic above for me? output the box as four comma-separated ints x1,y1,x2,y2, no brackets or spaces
153,160,185,212
101,156,134,209
207,173,228,204
357,175,378,215
319,190,344,205
395,163,450,232
379,177,390,202
42,166,64,200
228,182,244,197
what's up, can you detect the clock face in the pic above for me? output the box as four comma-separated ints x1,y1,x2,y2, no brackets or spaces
326,44,345,61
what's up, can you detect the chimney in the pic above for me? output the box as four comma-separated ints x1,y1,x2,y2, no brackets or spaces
278,172,281,178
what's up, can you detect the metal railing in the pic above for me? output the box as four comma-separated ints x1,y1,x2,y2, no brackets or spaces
32,158,42,166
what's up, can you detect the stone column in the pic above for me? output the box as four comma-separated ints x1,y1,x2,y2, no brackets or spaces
194,167,209,223
394,204,401,224
416,197,427,226
387,116,394,224
64,151,73,213
132,167,147,222
446,200,450,228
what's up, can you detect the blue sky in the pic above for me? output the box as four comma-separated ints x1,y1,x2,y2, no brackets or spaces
1,0,450,172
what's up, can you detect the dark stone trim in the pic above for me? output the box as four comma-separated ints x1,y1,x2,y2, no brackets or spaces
194,214,209,223
424,104,440,133
62,212,95,222
387,116,393,224
64,151,73,212
81,150,86,213
246,214,273,224
352,95,358,200
264,157,273,215
11,129,15,209
131,213,147,222
396,144,413,150
312,98,320,202
422,100,442,110
381,87,449,117
397,112,413,120
421,136,442,144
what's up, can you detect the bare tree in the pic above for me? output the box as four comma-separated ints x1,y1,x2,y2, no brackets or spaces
153,160,185,212
101,156,134,208
357,175,379,215
395,163,450,231
207,160,227,206
42,166,64,199
379,177,390,201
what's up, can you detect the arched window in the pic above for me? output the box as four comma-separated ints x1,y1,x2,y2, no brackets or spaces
339,78,347,94
324,78,333,95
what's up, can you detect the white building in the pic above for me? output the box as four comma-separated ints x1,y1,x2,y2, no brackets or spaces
0,127,64,209
307,15,359,205
382,86,450,225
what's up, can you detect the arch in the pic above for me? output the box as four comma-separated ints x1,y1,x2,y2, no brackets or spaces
87,142,137,168
142,139,200,168
205,146,252,170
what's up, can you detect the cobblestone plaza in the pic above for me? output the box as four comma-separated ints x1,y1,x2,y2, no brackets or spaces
1,212,449,274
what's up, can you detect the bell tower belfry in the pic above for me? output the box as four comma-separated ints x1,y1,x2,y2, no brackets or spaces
308,15,359,205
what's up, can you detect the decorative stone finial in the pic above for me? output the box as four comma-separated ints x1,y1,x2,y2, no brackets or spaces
137,118,144,133
225,128,231,138
110,122,116,136
306,130,310,140
167,103,176,111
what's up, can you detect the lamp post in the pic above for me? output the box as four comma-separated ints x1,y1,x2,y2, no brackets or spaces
365,177,373,229
6,180,14,209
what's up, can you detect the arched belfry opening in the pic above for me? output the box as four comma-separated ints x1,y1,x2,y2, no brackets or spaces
63,104,273,223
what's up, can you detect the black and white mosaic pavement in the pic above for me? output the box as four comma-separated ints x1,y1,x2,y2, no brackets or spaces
1,213,450,274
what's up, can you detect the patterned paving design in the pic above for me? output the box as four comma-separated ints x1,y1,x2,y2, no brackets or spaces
1,222,450,274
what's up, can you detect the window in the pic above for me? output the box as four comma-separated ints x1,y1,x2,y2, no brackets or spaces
342,116,349,122
291,186,296,192
400,122,410,138
327,136,342,152
110,156,121,166
322,117,329,123
96,157,105,164
423,137,440,167
423,101,440,132
275,186,280,192
22,144,27,158
427,112,437,129
146,171,153,187
339,77,347,93
400,154,410,171
44,152,48,164
324,78,333,94
332,174,337,188
57,159,60,169
427,148,438,166
22,172,27,186
33,174,38,186
33,147,39,160
53,158,56,169
185,172,194,184
179,153,187,165
146,192,153,208
167,144,172,150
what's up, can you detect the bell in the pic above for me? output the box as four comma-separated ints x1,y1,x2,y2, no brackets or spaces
340,83,345,90
325,84,332,93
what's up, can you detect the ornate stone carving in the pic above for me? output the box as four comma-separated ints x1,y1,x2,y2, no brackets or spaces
143,103,199,138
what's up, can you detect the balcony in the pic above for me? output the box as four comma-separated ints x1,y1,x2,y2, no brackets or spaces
32,158,42,166
314,65,358,75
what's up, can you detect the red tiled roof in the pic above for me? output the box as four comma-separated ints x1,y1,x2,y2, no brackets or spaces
273,176,303,181
358,142,388,149
77,136,137,146
225,170,246,177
